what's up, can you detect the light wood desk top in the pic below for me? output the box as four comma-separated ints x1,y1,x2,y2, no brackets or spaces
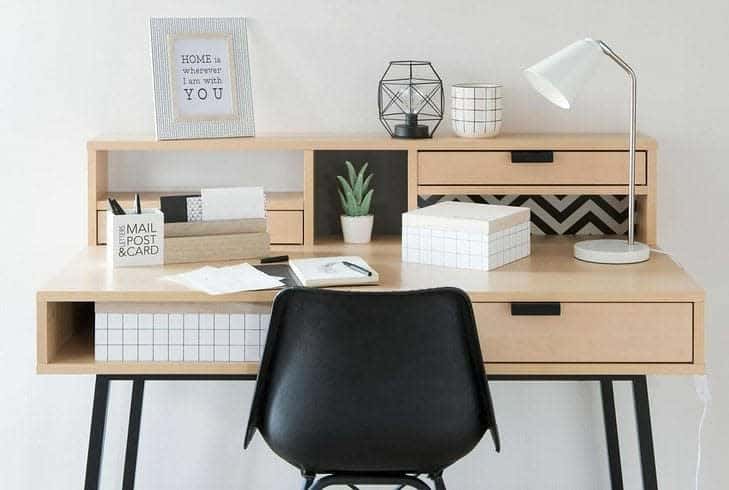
36,236,704,376
39,236,702,304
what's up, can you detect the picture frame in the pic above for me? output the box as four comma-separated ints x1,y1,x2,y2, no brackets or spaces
150,17,255,140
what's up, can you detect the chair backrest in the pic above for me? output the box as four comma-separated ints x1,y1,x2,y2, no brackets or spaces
245,287,499,474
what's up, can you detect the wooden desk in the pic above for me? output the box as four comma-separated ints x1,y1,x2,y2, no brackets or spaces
37,236,703,376
41,133,701,490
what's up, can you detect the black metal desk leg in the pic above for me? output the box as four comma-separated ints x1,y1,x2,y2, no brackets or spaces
633,376,658,490
122,378,145,490
85,376,110,490
600,380,624,490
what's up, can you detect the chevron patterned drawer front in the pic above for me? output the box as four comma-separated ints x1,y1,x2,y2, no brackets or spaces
418,195,631,236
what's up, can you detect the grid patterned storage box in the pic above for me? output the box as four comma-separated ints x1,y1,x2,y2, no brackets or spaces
94,303,270,363
402,202,531,271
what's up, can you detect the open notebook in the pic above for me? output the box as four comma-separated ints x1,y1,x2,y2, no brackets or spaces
289,256,379,287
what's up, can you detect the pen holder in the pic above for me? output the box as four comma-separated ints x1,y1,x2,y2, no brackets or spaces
107,209,165,267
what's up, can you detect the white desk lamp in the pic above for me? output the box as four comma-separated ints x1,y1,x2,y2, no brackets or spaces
524,38,650,264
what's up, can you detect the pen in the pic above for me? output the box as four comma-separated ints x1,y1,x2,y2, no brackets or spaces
135,193,141,214
108,197,126,215
113,198,126,215
342,261,372,276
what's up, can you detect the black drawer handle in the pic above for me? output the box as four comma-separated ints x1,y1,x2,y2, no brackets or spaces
511,150,554,163
511,302,561,316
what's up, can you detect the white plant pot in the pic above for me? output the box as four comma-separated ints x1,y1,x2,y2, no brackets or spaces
341,215,374,244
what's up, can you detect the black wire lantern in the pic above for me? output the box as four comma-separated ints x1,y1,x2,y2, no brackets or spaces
378,60,444,139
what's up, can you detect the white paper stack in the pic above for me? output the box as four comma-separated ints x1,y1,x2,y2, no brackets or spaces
164,263,284,295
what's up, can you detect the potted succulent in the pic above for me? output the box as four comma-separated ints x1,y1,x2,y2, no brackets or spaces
337,161,374,244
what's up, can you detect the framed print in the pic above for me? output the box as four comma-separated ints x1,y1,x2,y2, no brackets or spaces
150,17,255,140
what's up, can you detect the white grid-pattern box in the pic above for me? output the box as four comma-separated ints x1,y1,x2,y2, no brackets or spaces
402,202,531,271
94,304,272,363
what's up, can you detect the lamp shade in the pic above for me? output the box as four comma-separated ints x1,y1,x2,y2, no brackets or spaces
524,38,603,109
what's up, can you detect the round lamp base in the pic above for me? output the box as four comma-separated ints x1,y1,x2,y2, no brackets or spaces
574,239,650,264
393,123,430,139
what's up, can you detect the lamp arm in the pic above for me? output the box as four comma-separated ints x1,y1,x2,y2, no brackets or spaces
598,40,637,245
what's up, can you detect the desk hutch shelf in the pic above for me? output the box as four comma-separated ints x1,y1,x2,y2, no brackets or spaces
87,133,658,248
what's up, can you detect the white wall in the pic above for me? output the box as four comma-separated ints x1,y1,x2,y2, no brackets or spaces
1,1,727,488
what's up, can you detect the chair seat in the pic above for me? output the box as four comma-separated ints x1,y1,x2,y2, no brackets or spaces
263,420,484,473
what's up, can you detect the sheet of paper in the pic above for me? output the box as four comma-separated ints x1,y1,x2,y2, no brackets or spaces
164,263,284,295
201,186,266,221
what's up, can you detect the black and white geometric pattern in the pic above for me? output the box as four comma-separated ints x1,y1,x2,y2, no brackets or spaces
451,83,503,137
94,309,270,363
186,196,203,222
418,195,632,235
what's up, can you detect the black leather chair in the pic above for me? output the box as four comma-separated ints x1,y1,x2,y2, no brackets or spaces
245,287,500,489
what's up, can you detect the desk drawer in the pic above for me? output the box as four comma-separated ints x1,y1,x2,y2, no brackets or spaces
474,302,692,363
418,151,647,185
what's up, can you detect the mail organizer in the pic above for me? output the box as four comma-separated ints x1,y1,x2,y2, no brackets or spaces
107,210,270,266
164,218,270,264
94,303,271,362
402,201,531,270
107,209,165,267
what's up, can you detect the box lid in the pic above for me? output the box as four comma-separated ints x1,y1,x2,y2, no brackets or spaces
403,202,530,234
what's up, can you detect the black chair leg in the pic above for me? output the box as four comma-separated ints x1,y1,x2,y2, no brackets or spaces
431,471,447,490
301,474,315,489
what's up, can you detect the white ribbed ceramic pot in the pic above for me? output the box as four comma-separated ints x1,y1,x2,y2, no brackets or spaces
451,83,503,138
341,215,374,244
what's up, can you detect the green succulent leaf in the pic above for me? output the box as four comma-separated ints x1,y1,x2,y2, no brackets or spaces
338,189,349,214
357,162,369,181
345,161,357,187
337,175,354,196
353,168,365,202
338,161,375,216
337,176,356,214
362,174,373,194
359,189,374,215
